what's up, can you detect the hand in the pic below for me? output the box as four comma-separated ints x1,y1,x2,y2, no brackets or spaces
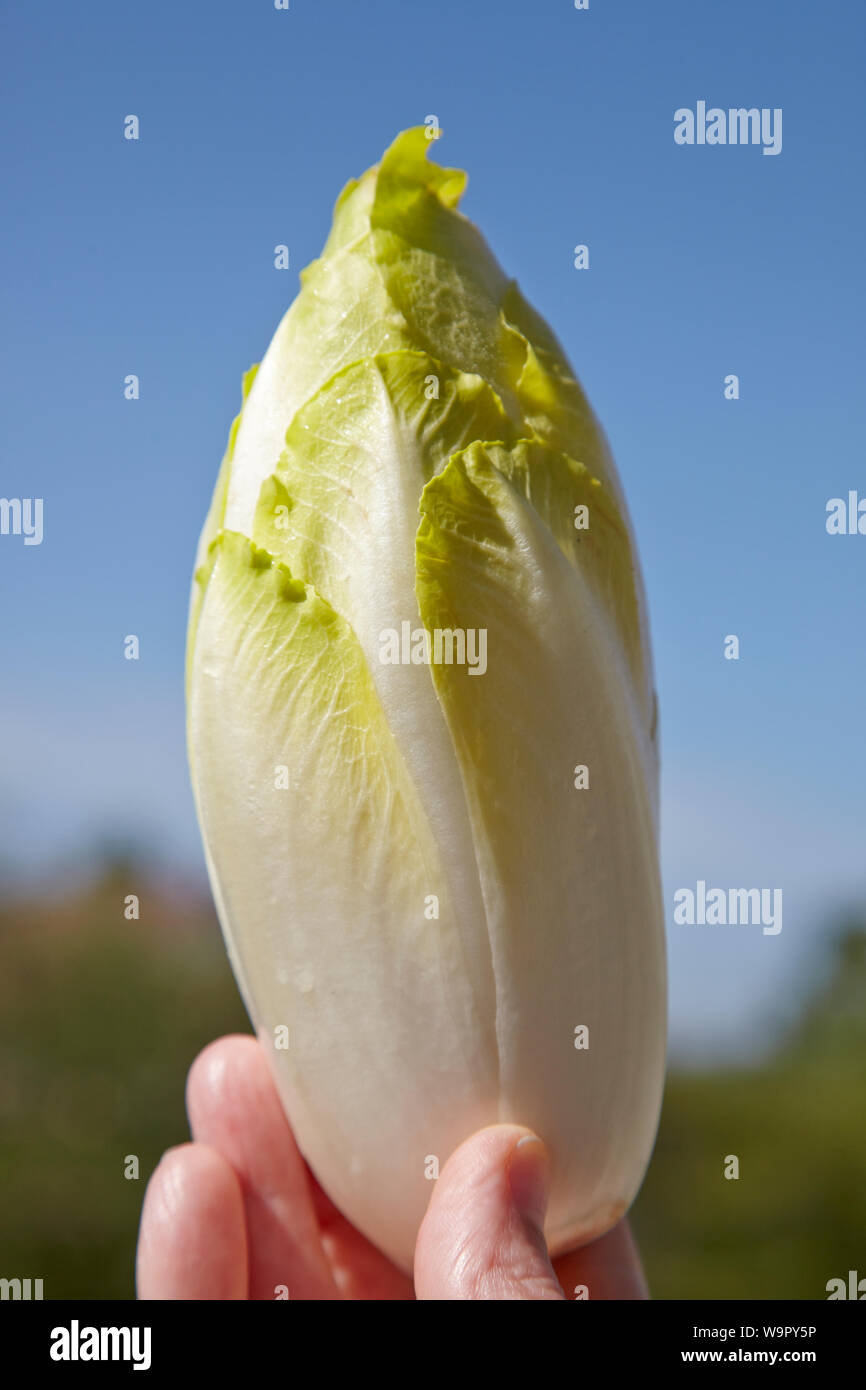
136,1035,648,1300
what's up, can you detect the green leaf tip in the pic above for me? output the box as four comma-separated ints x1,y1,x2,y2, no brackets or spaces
375,126,467,214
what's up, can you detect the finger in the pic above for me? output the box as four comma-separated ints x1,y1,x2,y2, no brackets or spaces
553,1217,649,1300
136,1142,247,1300
186,1034,337,1301
305,1167,414,1301
414,1124,565,1300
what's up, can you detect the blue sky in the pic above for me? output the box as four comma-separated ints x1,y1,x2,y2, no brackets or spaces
2,0,864,1058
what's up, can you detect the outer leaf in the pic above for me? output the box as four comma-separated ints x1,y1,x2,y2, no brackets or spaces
416,442,665,1249
188,529,502,1268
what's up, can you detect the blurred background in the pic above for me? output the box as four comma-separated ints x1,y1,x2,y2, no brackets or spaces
1,0,864,1297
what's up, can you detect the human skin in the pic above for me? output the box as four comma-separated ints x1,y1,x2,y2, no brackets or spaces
136,1035,648,1300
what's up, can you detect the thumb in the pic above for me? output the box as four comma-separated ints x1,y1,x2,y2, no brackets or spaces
413,1124,565,1300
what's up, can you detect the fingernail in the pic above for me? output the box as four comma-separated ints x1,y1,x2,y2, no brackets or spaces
507,1134,550,1230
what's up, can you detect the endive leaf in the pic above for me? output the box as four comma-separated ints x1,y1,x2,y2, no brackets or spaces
416,442,665,1246
251,349,520,616
249,350,518,963
186,363,259,690
222,129,628,538
188,529,500,1267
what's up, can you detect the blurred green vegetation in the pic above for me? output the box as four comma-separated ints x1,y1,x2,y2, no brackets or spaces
0,862,249,1300
1,864,864,1299
632,926,866,1299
